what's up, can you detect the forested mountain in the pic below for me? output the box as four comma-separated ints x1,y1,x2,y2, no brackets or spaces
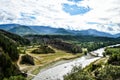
115,33,120,38
0,24,20,30
29,26,71,35
0,29,30,45
8,25,37,36
76,29,114,37
25,35,120,52
0,30,30,80
0,24,120,38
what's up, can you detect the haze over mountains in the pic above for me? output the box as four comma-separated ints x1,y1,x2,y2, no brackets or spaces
0,24,119,38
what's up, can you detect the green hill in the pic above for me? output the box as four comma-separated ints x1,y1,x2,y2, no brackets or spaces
0,29,30,45
0,30,29,80
8,25,37,36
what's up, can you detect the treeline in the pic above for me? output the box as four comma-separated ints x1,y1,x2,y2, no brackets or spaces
25,35,120,52
25,35,120,42
79,41,119,52
48,39,82,54
25,35,82,54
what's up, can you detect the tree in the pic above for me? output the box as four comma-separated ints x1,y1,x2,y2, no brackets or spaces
64,66,94,80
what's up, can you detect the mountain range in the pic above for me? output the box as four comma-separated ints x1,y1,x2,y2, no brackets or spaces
0,24,119,38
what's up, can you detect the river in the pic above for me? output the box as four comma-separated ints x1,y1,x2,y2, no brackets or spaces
33,44,120,80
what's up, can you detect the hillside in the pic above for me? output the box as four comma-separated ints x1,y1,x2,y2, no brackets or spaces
0,30,30,80
0,24,20,30
76,29,114,37
30,26,72,35
0,29,30,45
115,33,120,38
0,24,120,38
0,48,22,80
25,35,120,52
8,25,37,36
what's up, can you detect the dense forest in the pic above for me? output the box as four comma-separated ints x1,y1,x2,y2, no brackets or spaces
0,29,30,45
0,29,30,80
25,35,120,52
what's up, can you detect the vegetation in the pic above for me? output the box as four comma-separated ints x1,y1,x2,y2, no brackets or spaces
25,35,120,52
20,54,35,65
18,45,83,78
3,75,26,80
0,30,29,80
64,66,95,80
0,49,21,80
0,30,120,80
0,33,19,61
95,65,120,80
64,45,120,80
105,46,120,65
0,29,30,45
31,45,55,54
48,39,82,54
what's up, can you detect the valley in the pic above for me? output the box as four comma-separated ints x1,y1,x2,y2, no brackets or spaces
0,0,120,80
0,27,120,80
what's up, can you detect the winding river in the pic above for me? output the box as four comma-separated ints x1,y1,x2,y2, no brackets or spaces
33,44,120,80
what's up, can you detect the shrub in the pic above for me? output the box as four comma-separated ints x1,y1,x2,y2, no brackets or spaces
20,54,34,65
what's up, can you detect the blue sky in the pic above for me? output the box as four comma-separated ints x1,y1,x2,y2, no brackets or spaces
63,3,91,15
0,0,120,34
63,0,91,15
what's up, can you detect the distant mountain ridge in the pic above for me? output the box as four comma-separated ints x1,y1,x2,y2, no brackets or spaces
29,26,71,35
8,25,37,35
0,24,20,30
76,29,114,37
0,24,120,38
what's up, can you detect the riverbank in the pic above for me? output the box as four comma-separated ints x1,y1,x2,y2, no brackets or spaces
28,53,83,80
33,44,120,80
17,45,84,80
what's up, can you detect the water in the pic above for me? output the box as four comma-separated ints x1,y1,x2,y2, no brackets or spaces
33,44,120,80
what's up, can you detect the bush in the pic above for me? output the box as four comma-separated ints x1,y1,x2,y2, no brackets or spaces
20,54,34,65
64,66,94,80
96,65,120,80
108,53,120,65
3,75,26,80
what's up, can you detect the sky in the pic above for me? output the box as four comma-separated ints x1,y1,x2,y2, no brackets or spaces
0,0,120,34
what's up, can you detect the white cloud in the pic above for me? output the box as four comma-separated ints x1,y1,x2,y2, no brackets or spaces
0,0,120,34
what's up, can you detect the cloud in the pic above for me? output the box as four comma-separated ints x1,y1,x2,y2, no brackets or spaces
0,0,120,34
